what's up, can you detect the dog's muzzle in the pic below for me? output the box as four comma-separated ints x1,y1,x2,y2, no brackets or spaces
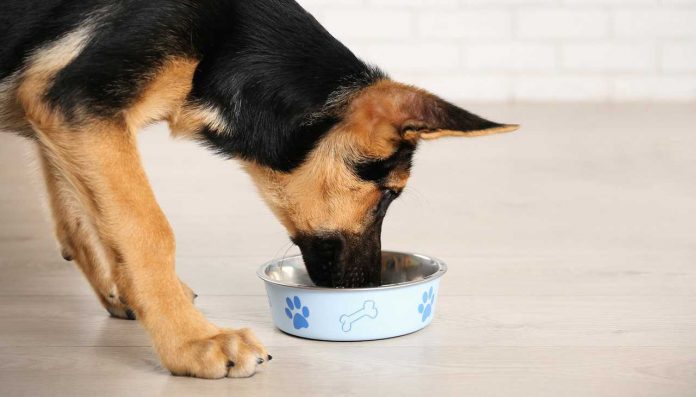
292,223,382,288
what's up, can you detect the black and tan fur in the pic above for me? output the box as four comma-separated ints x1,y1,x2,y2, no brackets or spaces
0,0,517,379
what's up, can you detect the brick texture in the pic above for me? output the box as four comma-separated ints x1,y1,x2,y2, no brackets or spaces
297,0,696,102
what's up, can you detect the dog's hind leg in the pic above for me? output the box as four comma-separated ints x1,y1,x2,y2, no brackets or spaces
37,143,137,319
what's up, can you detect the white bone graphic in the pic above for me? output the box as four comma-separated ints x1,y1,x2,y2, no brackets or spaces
339,300,378,332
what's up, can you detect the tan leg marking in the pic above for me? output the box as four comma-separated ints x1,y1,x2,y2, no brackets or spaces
18,42,266,376
30,119,267,378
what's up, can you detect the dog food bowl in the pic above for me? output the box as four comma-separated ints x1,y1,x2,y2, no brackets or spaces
257,251,447,341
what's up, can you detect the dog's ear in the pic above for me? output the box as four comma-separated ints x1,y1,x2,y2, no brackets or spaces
387,83,519,141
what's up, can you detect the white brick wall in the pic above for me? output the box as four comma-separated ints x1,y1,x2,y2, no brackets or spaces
298,0,696,102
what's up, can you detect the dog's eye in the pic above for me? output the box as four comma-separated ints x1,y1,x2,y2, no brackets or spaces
354,142,416,183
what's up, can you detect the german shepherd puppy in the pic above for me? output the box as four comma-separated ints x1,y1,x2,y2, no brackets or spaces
0,0,517,378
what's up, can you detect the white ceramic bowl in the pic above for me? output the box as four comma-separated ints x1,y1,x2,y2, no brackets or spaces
257,251,447,341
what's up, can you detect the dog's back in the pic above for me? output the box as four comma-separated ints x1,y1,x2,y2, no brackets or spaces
0,0,375,170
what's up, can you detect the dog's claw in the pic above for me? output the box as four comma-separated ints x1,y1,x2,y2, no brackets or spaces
227,360,235,368
267,354,273,361
256,357,264,364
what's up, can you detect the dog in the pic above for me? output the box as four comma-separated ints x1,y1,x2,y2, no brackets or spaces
0,0,517,379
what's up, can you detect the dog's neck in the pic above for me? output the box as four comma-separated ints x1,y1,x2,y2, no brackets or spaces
187,0,385,173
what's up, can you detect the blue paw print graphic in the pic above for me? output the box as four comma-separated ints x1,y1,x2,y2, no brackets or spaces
418,286,435,322
285,296,310,330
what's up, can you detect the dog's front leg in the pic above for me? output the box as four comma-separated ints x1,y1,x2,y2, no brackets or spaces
32,120,269,379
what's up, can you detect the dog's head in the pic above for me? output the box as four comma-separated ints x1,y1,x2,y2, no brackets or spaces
244,80,517,287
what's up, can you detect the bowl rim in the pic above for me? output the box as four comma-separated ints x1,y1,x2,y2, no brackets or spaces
256,251,447,291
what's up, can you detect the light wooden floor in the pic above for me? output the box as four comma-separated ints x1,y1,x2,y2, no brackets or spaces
1,104,695,396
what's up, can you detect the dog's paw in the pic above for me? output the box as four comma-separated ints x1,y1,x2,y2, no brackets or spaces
163,328,271,379
105,303,136,320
